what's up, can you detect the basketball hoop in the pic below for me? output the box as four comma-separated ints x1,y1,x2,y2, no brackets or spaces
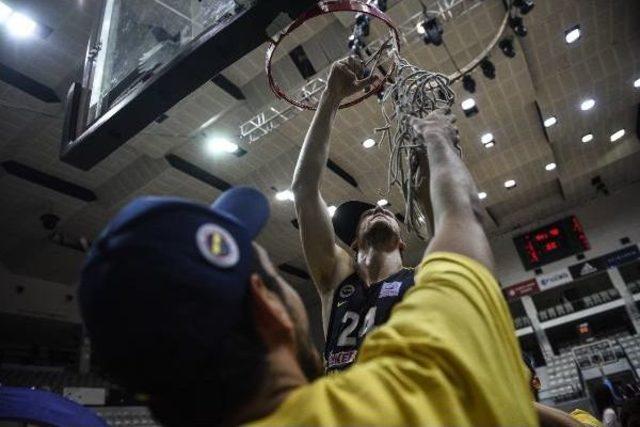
266,0,401,110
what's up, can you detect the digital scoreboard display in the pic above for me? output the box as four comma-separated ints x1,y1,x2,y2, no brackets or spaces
514,216,590,270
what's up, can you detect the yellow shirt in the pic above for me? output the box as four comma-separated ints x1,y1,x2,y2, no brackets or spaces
571,409,603,427
250,253,537,426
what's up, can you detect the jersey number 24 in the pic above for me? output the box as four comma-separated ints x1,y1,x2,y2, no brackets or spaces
337,307,377,347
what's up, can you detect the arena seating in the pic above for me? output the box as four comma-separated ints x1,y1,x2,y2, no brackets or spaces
627,280,640,294
93,406,159,427
514,315,531,329
537,289,620,322
0,366,109,394
542,352,583,402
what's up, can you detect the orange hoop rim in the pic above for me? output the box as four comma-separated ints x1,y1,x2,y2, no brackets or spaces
266,0,401,110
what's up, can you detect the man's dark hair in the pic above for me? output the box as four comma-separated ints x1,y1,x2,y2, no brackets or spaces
87,248,282,426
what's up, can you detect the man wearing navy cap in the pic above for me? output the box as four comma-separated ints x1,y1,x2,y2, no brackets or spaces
78,110,537,426
291,58,431,371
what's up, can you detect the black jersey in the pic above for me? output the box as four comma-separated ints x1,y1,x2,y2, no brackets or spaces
324,267,415,372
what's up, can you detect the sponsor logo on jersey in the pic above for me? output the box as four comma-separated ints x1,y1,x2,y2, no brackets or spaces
195,223,239,268
339,284,356,299
326,350,358,368
379,281,402,298
337,301,347,308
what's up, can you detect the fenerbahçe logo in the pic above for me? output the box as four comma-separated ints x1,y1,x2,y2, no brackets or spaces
339,284,356,299
196,223,240,268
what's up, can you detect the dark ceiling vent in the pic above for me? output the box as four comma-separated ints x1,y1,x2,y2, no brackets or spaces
1,161,96,202
278,263,310,280
326,159,358,188
211,74,246,100
165,154,231,191
0,63,60,103
289,45,317,79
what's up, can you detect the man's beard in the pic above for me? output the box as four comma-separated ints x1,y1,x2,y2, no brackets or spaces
362,220,399,251
294,326,323,382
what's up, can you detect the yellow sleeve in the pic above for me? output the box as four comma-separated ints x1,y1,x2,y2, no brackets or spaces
250,253,537,426
570,409,603,427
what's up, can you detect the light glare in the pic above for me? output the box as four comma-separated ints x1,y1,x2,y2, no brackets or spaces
328,205,337,217
481,133,494,144
7,12,36,38
634,78,640,88
377,199,389,207
610,129,625,142
0,2,12,23
565,27,581,44
581,133,593,143
362,138,376,148
206,137,238,154
543,116,557,127
580,98,595,111
461,98,476,111
504,179,516,189
275,190,294,202
545,162,557,171
416,22,426,35
478,192,487,200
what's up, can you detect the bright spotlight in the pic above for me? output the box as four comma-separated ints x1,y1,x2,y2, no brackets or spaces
543,116,557,127
275,190,295,202
580,98,595,111
6,12,37,38
481,133,494,145
478,192,487,200
328,205,337,217
634,77,640,88
565,25,581,44
610,129,625,142
362,138,376,148
545,162,557,171
461,98,476,110
206,137,238,154
416,21,426,35
377,199,389,207
0,2,12,23
581,133,593,143
504,179,517,189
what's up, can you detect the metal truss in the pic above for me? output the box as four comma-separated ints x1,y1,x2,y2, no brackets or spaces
240,0,483,143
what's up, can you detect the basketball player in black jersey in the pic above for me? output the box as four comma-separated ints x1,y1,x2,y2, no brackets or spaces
291,57,433,372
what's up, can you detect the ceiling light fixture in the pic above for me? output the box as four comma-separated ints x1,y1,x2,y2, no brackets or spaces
580,98,595,111
377,199,389,207
0,2,12,23
462,74,476,93
634,77,640,88
509,16,527,37
610,129,625,142
328,205,337,217
481,133,494,145
416,21,426,35
478,191,487,200
275,190,295,202
461,98,478,117
206,137,239,154
362,138,376,148
480,57,496,79
6,12,37,38
420,17,444,46
498,38,516,58
543,116,557,127
545,162,557,171
514,0,534,14
564,25,581,44
581,133,593,143
504,179,517,189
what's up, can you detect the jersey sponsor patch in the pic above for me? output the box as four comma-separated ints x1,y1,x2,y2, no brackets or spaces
339,284,356,298
326,350,358,369
195,223,239,268
379,281,402,298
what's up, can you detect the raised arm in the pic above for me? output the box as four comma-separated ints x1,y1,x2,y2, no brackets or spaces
410,110,494,272
291,58,376,295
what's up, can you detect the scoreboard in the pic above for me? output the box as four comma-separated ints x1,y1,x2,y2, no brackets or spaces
513,216,590,270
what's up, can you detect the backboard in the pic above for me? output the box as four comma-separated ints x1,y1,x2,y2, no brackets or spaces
60,0,315,170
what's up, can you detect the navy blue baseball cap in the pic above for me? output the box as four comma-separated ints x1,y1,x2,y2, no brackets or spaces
78,186,270,390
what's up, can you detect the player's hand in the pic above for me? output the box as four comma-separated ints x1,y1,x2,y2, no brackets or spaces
326,56,377,100
409,109,459,149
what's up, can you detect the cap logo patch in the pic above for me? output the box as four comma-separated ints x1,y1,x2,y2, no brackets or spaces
339,284,356,299
196,224,239,268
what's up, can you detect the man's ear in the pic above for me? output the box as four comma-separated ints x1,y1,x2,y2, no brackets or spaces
249,274,294,348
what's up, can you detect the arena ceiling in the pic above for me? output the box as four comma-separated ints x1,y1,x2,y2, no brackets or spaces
0,0,639,341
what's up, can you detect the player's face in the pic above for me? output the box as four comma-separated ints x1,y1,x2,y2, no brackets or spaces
252,243,323,381
355,206,402,248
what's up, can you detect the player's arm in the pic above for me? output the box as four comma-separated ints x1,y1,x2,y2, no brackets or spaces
291,58,376,294
410,110,494,272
